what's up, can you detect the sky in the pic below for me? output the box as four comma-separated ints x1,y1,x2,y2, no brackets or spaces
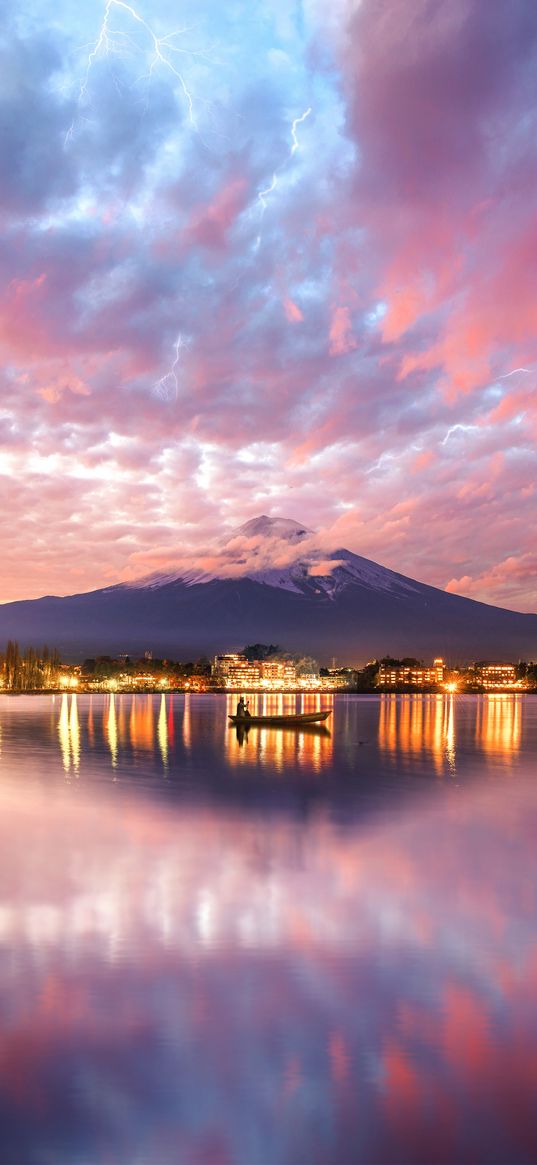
1,0,537,609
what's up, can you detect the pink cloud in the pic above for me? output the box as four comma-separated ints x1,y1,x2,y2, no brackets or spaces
446,553,537,609
329,306,356,355
283,297,304,323
335,0,537,398
186,178,249,250
411,450,434,474
38,366,92,403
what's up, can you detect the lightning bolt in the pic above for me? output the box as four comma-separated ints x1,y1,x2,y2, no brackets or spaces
153,333,187,402
499,367,531,378
440,423,479,445
366,452,396,474
66,0,214,145
290,107,311,155
257,173,278,215
255,106,311,246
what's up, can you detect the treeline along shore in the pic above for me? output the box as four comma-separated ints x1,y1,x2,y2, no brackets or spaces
1,641,63,691
2,642,537,694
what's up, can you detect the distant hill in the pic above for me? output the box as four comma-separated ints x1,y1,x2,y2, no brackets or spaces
1,515,535,663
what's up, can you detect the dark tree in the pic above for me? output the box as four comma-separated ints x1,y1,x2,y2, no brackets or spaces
242,644,280,661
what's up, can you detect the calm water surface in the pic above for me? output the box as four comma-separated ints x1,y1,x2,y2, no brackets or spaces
0,692,536,1164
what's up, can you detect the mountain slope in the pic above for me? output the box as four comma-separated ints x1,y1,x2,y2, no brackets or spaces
1,516,536,662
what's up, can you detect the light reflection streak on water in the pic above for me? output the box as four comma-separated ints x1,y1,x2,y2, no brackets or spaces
129,694,138,749
118,696,127,748
157,694,168,770
129,693,155,753
182,691,191,750
69,695,80,773
106,694,118,768
475,694,522,759
446,694,455,771
140,694,154,751
57,694,81,775
87,696,94,746
167,697,175,748
58,694,71,773
375,692,523,774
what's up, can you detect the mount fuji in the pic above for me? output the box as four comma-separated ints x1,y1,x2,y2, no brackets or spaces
1,516,536,663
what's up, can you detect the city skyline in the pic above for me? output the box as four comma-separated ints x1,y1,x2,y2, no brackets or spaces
2,0,537,611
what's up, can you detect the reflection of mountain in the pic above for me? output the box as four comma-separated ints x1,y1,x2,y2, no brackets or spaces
1,516,536,661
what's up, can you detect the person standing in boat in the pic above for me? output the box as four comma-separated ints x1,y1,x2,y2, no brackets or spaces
236,695,246,718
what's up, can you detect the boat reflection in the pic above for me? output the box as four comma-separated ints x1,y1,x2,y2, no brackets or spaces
225,692,334,773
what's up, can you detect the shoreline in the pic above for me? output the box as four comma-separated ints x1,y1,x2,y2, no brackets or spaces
1,688,535,698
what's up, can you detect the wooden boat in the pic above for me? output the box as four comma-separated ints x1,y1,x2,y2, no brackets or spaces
229,710,332,726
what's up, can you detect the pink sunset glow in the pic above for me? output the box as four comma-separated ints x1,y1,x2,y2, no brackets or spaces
1,0,536,608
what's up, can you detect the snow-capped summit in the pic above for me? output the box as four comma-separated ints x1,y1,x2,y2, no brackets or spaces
126,514,435,599
224,515,312,543
218,515,316,594
133,514,317,591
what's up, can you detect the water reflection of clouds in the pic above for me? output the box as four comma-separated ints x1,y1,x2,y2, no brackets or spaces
1,783,534,959
0,781,536,1163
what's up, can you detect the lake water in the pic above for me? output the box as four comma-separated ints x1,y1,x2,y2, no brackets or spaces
1,692,536,1164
